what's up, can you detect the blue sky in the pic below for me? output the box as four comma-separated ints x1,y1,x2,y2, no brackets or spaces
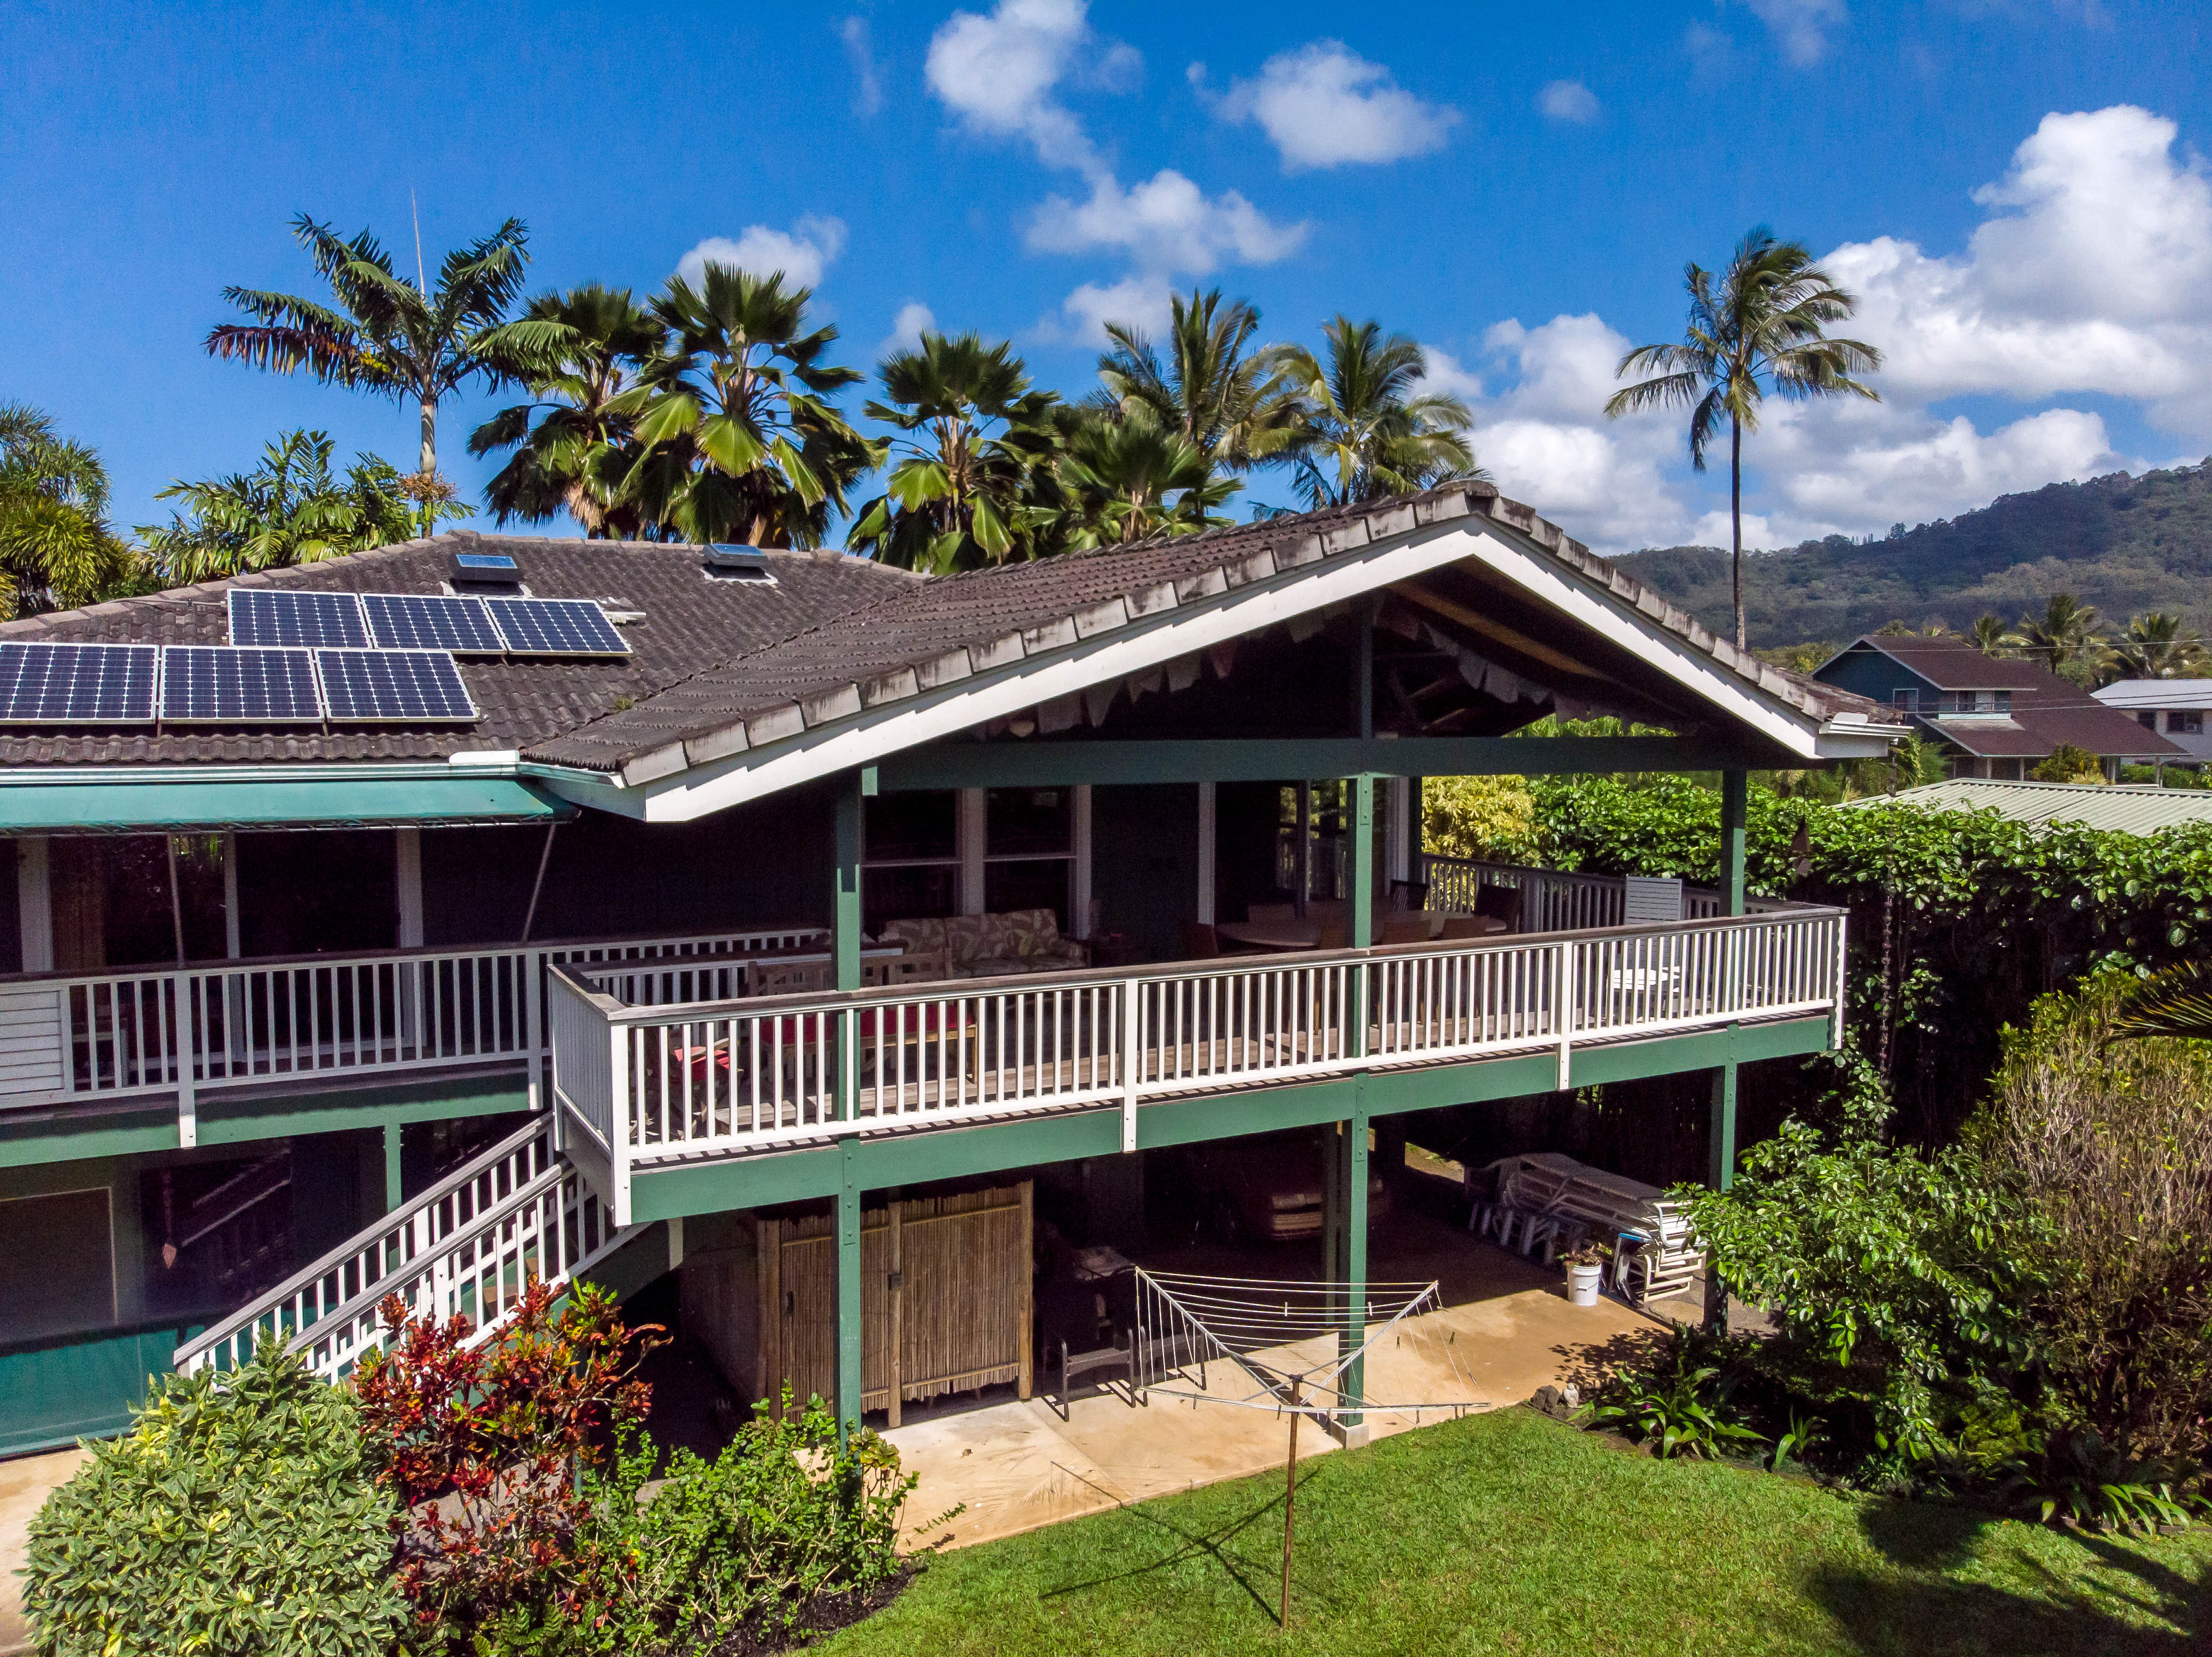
4,0,2208,555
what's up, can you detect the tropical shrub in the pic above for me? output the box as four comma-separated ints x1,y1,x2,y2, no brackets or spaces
1678,1121,2051,1460
1974,975,2212,1464
20,1338,403,1657
1577,1329,1767,1462
1420,773,1542,865
486,1391,934,1655
349,1278,656,1650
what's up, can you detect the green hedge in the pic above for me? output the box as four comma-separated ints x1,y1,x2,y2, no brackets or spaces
1527,774,2212,1139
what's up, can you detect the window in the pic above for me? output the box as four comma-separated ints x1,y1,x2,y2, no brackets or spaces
0,1189,113,1343
1892,689,1921,713
1938,690,2009,715
984,788,1074,929
2140,710,2161,730
2169,710,2204,736
862,791,958,934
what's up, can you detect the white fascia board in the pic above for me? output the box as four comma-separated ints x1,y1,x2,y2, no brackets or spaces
1466,523,1837,760
626,526,1489,823
0,760,525,789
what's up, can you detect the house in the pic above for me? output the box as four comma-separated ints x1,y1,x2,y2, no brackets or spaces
1813,633,2182,779
0,483,1897,1454
2093,679,2212,765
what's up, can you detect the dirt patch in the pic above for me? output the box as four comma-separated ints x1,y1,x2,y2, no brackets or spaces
706,1565,917,1655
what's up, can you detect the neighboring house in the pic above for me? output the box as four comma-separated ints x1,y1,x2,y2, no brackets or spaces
1840,777,2212,833
0,483,1896,1454
1813,634,2182,779
2093,679,2212,765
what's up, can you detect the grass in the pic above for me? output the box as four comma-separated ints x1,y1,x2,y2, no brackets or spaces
821,1408,2209,1657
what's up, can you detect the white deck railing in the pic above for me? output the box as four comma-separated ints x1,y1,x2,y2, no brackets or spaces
173,1115,635,1381
1418,854,1797,931
551,907,1848,1223
0,925,838,1127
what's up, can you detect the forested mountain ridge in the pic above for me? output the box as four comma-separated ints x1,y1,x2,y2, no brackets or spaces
1614,459,2212,647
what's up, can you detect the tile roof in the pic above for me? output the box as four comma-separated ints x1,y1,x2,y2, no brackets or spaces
1843,778,2212,834
0,534,916,768
1844,634,2056,690
0,485,1893,778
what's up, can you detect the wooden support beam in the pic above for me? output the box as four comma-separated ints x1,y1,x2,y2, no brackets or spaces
877,735,1796,791
1706,767,1749,1333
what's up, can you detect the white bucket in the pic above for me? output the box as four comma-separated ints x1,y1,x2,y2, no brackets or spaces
1567,1262,1604,1307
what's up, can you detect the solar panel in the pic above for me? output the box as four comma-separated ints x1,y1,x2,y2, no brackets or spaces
361,593,504,655
314,649,479,724
486,597,630,657
158,647,322,724
455,552,518,572
228,589,368,649
0,643,158,725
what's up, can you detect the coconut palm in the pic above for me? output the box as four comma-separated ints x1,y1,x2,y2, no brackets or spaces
138,430,448,585
469,285,666,538
207,213,532,477
1969,613,2009,656
2008,594,2108,685
1261,318,1482,512
848,332,1061,572
623,266,875,548
0,404,143,617
2105,612,2208,681
1093,290,1302,481
1605,229,1882,650
1049,406,1229,549
2109,961,2212,1042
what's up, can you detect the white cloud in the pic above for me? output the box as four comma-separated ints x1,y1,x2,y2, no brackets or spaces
1742,0,1848,64
839,16,883,117
1418,104,2211,556
677,216,848,290
1825,107,2212,429
1538,80,1600,123
878,301,937,357
1028,170,1308,274
1201,41,1457,171
1039,277,1175,346
923,0,1137,175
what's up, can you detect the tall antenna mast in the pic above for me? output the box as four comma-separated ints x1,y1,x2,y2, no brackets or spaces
410,186,427,294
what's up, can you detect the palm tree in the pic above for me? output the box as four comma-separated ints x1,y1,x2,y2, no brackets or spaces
1050,406,1229,549
139,431,457,585
1093,290,1302,480
2008,594,2107,685
2109,962,2212,1042
2105,612,2208,681
848,332,1061,572
1262,318,1483,510
0,404,143,617
623,265,875,548
469,285,666,538
1969,613,2009,656
1605,229,1882,650
207,213,532,477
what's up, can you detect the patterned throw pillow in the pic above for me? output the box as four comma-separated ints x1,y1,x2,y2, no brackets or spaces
942,914,987,966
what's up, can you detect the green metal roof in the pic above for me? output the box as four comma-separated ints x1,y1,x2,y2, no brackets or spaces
0,769,576,835
1842,778,2212,835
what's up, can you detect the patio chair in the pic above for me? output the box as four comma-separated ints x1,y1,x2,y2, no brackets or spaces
1377,915,1434,945
1181,921,1223,959
1622,875,1684,924
1246,902,1297,922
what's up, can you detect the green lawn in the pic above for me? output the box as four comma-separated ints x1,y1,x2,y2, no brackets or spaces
823,1408,2208,1657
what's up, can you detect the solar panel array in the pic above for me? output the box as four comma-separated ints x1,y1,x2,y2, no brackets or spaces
484,597,630,657
0,587,629,727
228,589,370,649
161,647,321,724
362,593,505,655
0,643,159,724
315,649,479,724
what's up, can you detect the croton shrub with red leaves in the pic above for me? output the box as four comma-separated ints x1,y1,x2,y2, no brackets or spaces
350,1279,658,1649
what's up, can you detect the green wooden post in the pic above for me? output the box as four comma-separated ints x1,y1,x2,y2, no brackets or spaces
832,775,869,1438
1329,1105,1370,1437
1707,768,1749,1331
1349,773,1374,1053
383,1122,403,1212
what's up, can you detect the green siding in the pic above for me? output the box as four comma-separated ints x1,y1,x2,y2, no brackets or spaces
0,1323,195,1456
